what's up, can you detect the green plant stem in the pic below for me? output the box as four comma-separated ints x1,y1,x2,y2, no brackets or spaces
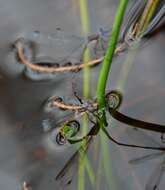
96,0,128,115
95,1,160,189
80,0,90,98
96,1,128,189
78,1,93,190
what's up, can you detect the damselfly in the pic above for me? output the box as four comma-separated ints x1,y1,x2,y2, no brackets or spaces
44,90,165,189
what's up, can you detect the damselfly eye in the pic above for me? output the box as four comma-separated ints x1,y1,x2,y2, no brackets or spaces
56,132,67,145
106,90,122,110
65,120,80,138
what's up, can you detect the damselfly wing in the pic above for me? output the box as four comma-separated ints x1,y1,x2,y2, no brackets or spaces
129,152,165,165
126,128,165,190
55,137,93,189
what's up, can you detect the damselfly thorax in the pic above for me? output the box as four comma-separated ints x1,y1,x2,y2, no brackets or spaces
52,89,165,189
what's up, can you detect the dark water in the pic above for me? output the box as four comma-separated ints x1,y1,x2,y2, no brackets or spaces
0,0,165,190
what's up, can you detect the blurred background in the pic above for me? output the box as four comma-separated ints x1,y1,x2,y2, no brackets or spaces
0,0,164,189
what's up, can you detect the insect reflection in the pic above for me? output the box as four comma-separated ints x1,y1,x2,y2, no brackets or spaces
12,1,165,82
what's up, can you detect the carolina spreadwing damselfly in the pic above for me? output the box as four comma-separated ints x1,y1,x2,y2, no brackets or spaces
43,90,165,189
20,1,165,188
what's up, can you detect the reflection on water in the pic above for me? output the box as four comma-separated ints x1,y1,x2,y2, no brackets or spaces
0,0,164,190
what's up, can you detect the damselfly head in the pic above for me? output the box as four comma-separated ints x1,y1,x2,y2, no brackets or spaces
106,90,122,111
56,120,81,145
64,120,80,138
